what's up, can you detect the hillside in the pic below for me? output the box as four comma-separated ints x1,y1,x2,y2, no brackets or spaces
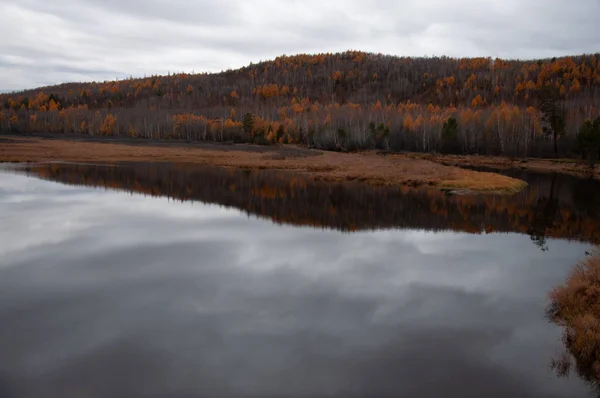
2,51,600,157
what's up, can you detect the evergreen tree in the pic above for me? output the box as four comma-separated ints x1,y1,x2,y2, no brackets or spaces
441,117,459,154
540,85,565,158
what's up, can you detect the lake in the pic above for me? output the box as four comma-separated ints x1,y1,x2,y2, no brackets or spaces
1,162,599,398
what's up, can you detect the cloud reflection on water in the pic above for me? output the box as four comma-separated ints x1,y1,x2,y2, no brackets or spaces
0,172,593,397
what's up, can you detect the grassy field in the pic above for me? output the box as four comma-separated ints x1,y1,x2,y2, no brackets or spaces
0,135,528,194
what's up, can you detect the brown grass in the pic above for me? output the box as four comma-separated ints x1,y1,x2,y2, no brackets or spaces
0,136,527,194
547,253,600,387
404,152,600,179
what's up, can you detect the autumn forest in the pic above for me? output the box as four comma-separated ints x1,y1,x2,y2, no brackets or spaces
2,51,600,158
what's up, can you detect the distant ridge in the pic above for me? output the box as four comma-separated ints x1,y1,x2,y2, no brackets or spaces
1,50,599,157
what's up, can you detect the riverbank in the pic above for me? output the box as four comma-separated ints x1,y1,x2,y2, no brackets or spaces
547,253,600,385
0,135,527,194
405,152,600,180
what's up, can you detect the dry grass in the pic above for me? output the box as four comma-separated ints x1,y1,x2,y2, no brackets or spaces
438,171,528,194
547,254,600,387
0,136,527,194
404,152,600,179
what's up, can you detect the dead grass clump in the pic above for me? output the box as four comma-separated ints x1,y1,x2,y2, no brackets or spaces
547,254,600,388
439,170,528,194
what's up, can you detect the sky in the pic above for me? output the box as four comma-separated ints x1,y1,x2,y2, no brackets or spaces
1,0,599,92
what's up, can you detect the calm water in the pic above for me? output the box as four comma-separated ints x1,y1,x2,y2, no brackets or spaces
1,162,599,398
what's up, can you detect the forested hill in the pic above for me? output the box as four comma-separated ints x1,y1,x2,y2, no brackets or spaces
2,51,600,157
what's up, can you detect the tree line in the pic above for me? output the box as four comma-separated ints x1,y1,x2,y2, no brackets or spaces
2,51,600,158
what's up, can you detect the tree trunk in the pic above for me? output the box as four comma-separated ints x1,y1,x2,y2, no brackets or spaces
553,131,558,159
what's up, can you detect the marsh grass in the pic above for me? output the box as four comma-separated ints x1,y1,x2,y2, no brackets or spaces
1,136,527,194
438,171,528,194
547,254,600,389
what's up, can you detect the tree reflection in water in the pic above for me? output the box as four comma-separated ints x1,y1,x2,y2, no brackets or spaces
7,161,600,395
13,162,600,244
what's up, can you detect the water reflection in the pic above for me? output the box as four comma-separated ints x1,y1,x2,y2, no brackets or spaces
527,174,559,252
0,163,598,397
13,161,600,245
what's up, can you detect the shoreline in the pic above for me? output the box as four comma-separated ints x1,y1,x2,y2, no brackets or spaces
0,135,529,194
403,152,600,180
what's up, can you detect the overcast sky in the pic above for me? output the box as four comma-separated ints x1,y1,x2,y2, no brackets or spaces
1,0,599,92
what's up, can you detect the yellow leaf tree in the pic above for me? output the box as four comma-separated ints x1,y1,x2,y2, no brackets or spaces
100,114,117,136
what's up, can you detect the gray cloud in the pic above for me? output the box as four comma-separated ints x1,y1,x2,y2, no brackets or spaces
0,0,599,92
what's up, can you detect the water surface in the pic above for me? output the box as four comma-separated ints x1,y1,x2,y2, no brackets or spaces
0,163,597,398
